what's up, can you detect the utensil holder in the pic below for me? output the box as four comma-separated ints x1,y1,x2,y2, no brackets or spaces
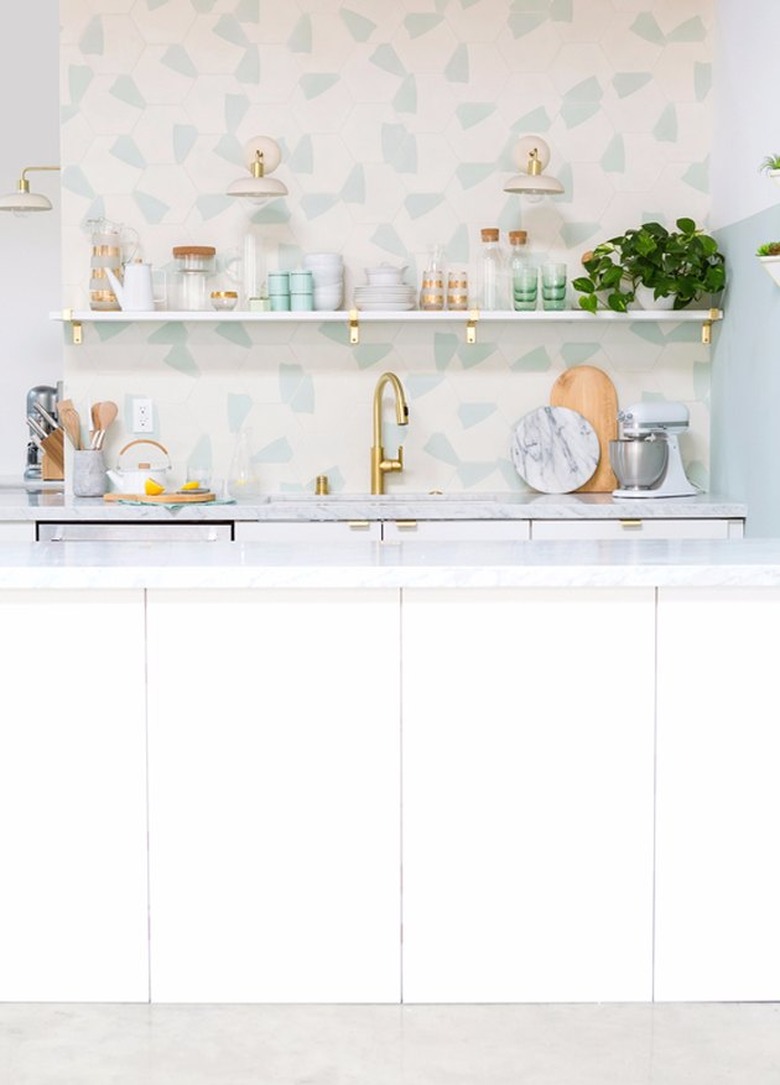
73,449,107,497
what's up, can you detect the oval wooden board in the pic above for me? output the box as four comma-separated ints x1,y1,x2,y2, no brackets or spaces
103,491,216,504
550,365,618,492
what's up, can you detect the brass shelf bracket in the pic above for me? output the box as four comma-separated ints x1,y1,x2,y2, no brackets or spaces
62,308,83,345
466,309,479,344
348,308,360,345
701,307,722,345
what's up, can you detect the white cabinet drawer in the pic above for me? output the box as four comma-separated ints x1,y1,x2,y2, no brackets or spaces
531,518,743,541
0,522,35,542
235,520,381,542
382,519,530,542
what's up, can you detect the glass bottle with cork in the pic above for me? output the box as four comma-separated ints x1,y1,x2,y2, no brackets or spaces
478,228,506,310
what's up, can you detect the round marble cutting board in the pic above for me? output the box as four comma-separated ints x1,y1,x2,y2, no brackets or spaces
511,405,599,494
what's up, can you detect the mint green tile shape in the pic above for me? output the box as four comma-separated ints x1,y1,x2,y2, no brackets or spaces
456,102,495,130
404,13,443,38
192,0,218,11
300,74,339,100
340,164,365,203
110,76,145,109
148,0,168,9
68,65,93,106
407,374,445,398
612,72,652,98
561,343,600,365
434,332,459,371
393,75,417,113
445,44,469,83
288,14,312,53
214,134,244,165
235,0,260,22
149,324,188,346
668,16,705,42
341,9,376,42
301,194,339,219
666,322,702,343
561,100,600,128
289,135,314,173
455,163,494,189
94,322,128,342
683,160,709,193
653,104,678,142
370,44,406,76
61,165,95,199
280,365,315,413
110,136,145,169
563,76,602,106
162,45,197,77
631,13,665,45
550,0,573,19
446,223,469,265
133,192,169,224
163,344,199,376
601,134,625,173
227,394,252,434
370,225,408,258
458,403,496,429
225,95,250,134
258,437,293,463
382,125,418,169
405,194,444,219
555,163,574,204
79,16,104,56
249,202,291,225
511,106,552,134
499,458,523,489
425,433,460,467
561,222,600,248
216,323,252,348
457,462,498,487
196,194,236,218
186,435,212,477
510,346,550,372
353,344,393,369
236,45,260,82
459,343,496,369
629,323,665,345
173,125,198,163
214,14,248,46
694,62,712,102
320,324,350,346
508,15,546,38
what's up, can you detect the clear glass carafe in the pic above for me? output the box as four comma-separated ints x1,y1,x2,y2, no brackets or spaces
227,428,262,499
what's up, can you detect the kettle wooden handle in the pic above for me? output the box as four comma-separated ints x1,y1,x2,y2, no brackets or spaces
117,438,171,468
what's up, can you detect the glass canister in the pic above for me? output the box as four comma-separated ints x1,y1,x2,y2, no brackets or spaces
172,245,216,311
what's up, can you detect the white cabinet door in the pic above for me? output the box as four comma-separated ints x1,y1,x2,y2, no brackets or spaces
0,590,148,1001
382,520,530,542
655,588,780,1000
401,587,656,1003
531,518,743,540
0,523,35,541
146,587,400,1002
234,521,381,542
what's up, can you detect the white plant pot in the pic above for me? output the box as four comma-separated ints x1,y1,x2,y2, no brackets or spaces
768,169,780,188
758,254,780,286
634,283,676,310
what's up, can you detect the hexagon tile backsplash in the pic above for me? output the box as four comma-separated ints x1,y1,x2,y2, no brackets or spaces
60,0,715,494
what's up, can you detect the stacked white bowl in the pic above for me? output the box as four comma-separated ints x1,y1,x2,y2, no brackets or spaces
354,264,415,310
303,253,344,311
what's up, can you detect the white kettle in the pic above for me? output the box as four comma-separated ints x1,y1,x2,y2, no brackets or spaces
104,259,154,312
107,439,171,494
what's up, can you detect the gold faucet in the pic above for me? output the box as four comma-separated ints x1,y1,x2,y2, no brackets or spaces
371,371,409,494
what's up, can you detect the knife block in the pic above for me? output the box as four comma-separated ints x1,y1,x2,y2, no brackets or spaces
41,429,64,481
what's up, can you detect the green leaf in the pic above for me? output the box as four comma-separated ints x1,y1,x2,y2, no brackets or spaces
571,276,595,293
578,294,598,314
676,217,696,234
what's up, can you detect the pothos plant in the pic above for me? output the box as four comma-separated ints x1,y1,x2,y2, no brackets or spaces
572,218,726,313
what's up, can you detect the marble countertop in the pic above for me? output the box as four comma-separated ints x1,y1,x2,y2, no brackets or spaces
0,483,747,523
0,536,778,590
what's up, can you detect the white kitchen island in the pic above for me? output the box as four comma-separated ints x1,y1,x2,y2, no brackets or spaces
0,536,777,1007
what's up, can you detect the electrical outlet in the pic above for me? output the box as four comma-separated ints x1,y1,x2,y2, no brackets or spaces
132,397,153,433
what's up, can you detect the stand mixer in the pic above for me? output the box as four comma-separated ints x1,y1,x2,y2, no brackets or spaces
609,401,699,498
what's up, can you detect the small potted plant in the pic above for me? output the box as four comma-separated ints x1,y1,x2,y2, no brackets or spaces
759,154,780,186
573,218,726,313
756,241,780,286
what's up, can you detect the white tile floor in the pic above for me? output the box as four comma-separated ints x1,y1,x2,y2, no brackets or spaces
0,1003,778,1084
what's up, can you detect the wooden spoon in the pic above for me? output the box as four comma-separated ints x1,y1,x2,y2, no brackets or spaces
97,400,118,437
59,405,82,450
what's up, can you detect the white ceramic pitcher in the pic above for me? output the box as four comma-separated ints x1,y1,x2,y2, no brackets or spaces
105,260,155,312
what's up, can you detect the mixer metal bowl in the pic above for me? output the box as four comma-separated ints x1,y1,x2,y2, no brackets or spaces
609,438,668,490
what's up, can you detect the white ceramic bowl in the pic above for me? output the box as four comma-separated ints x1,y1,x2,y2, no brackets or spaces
313,287,344,311
365,264,407,286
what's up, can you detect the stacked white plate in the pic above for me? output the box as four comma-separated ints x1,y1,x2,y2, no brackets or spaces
353,285,416,311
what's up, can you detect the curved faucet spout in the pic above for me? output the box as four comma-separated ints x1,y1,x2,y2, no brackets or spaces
371,371,409,495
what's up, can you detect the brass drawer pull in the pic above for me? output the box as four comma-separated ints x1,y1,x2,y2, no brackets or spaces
347,520,371,529
619,519,643,528
394,520,418,529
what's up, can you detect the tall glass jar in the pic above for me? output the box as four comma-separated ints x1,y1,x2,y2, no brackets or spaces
478,228,505,310
173,245,216,311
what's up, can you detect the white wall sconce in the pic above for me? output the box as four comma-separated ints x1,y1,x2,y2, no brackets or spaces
0,165,61,212
504,136,564,196
226,136,288,201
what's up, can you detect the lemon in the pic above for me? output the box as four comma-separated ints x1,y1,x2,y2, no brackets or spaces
180,480,201,491
144,478,165,495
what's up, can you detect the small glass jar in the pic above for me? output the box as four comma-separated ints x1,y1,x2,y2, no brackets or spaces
173,245,216,311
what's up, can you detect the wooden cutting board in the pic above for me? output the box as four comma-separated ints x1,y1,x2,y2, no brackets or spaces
103,491,216,504
550,366,618,492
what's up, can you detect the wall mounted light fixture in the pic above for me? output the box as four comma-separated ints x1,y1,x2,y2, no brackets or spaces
226,137,288,202
504,136,564,196
0,165,61,212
